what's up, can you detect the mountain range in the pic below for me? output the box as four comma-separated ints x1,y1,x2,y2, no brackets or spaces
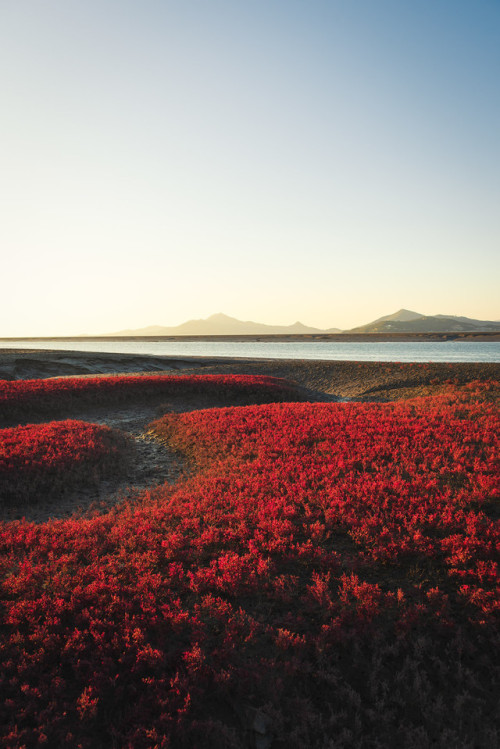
113,314,340,336
112,310,500,336
350,310,500,334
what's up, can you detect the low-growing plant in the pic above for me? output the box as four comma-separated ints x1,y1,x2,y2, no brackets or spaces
0,374,304,423
0,379,498,747
0,419,129,504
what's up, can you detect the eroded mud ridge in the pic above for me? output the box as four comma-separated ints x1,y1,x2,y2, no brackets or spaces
0,351,207,381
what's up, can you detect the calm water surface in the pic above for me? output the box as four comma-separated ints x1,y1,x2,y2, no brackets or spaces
1,339,499,363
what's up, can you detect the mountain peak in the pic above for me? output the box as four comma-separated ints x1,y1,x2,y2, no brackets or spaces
207,313,235,321
396,308,420,316
369,309,423,325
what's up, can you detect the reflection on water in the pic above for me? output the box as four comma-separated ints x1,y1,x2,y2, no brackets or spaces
1,339,499,363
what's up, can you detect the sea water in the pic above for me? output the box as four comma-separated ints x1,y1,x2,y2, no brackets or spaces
1,339,499,363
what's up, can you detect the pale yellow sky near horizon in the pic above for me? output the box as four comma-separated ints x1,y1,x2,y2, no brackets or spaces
1,1,499,336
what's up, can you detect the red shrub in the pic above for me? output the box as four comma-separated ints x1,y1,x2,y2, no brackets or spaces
1,420,129,503
0,379,498,746
0,374,303,422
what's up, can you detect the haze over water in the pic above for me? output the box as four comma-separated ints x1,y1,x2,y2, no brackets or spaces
1,340,499,363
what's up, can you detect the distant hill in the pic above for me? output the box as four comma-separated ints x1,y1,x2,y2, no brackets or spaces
364,309,423,325
113,313,341,336
348,309,500,334
434,314,500,325
110,310,499,336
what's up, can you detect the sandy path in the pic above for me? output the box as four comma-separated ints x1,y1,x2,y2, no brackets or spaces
0,402,189,524
2,392,309,525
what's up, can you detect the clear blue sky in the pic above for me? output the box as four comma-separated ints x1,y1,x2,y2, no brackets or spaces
1,0,499,335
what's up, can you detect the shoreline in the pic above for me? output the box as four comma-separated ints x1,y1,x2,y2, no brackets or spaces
1,349,498,402
1,331,499,343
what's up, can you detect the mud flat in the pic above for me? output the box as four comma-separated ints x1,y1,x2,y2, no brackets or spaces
0,350,207,381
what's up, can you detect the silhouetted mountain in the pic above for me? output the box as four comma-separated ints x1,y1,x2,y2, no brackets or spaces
114,313,341,336
367,309,423,325
111,310,499,336
434,314,500,326
349,311,500,333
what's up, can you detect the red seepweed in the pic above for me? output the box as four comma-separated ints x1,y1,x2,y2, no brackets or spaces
0,373,303,422
0,379,498,747
1,419,129,504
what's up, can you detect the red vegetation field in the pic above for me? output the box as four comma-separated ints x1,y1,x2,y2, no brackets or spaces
0,377,499,747
0,420,129,504
0,374,302,422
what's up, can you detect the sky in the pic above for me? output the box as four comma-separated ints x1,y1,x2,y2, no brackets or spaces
1,0,499,335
